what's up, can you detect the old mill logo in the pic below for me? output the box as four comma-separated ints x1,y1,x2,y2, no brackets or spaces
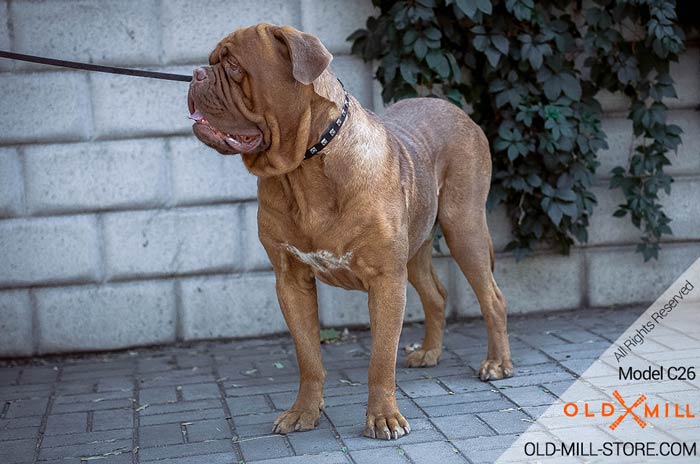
563,390,696,430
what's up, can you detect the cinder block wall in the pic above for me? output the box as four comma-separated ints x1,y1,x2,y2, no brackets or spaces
0,0,698,356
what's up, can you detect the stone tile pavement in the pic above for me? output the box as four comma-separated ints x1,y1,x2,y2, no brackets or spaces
0,306,645,464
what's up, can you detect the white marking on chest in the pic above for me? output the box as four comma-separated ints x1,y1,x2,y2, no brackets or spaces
285,245,353,273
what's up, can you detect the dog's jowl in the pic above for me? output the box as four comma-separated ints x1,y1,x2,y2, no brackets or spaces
188,24,514,441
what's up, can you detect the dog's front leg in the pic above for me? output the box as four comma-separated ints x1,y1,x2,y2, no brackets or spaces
364,272,411,440
271,259,325,434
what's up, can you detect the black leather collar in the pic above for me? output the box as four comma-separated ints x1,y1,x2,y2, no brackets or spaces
303,80,350,160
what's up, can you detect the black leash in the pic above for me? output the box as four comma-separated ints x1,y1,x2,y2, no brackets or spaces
0,51,192,82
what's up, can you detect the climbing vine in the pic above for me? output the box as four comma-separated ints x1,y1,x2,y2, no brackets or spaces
350,0,686,260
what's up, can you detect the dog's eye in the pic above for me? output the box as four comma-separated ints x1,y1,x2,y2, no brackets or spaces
225,62,243,80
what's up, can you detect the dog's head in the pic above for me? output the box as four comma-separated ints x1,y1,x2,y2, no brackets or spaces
188,24,335,176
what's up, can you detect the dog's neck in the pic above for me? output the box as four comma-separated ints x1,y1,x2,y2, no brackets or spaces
273,71,389,232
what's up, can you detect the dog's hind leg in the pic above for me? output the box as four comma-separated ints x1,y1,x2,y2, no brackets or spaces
437,173,514,380
405,238,448,367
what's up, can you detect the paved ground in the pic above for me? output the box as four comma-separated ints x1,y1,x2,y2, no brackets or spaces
0,306,645,464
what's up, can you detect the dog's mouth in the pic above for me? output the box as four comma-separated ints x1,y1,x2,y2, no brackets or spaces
188,93,263,154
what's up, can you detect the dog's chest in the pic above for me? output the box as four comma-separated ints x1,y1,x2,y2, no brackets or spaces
285,245,363,290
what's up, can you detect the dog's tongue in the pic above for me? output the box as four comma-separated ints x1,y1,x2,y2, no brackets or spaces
188,111,204,122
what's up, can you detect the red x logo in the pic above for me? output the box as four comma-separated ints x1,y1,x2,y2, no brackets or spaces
609,390,647,430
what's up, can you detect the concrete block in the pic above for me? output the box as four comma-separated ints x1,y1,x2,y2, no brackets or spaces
180,273,286,340
589,178,700,245
240,202,272,271
168,136,257,205
331,55,374,110
487,205,511,252
90,70,192,139
667,109,700,176
669,47,700,110
0,72,91,144
36,281,176,353
0,215,101,288
24,139,168,214
453,251,584,316
660,179,700,241
597,111,700,178
103,206,241,280
317,281,369,327
587,185,640,246
160,0,301,64
596,117,633,178
10,0,159,70
300,0,376,54
0,1,10,72
0,148,24,217
595,89,629,113
587,243,700,307
0,290,33,356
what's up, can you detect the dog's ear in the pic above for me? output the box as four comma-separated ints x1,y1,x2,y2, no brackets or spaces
273,26,332,85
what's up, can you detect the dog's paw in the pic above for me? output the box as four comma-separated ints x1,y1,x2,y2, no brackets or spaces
405,347,441,368
272,407,322,434
478,358,514,381
364,411,411,440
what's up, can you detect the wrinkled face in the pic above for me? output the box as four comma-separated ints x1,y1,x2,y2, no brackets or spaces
187,24,333,169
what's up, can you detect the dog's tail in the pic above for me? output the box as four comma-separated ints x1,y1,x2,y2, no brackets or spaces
488,236,495,272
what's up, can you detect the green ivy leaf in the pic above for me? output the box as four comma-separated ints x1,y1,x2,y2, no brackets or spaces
491,35,509,55
426,50,450,78
414,38,428,60
455,0,478,18
476,0,492,15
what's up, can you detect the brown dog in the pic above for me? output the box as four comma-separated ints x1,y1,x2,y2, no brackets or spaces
188,24,513,440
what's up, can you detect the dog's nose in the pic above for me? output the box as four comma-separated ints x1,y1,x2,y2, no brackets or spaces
194,67,208,81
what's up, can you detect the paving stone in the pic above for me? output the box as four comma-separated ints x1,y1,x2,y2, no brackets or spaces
239,435,291,461
184,418,232,442
5,397,48,418
44,412,88,436
402,440,468,464
247,452,348,464
138,439,233,462
498,385,559,407
41,428,132,448
0,437,37,464
226,395,272,416
139,422,184,448
180,383,221,401
286,427,340,455
399,379,450,398
431,414,494,440
137,453,236,464
92,409,134,431
139,387,178,405
477,409,534,434
350,447,410,464
0,425,39,441
38,439,132,461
